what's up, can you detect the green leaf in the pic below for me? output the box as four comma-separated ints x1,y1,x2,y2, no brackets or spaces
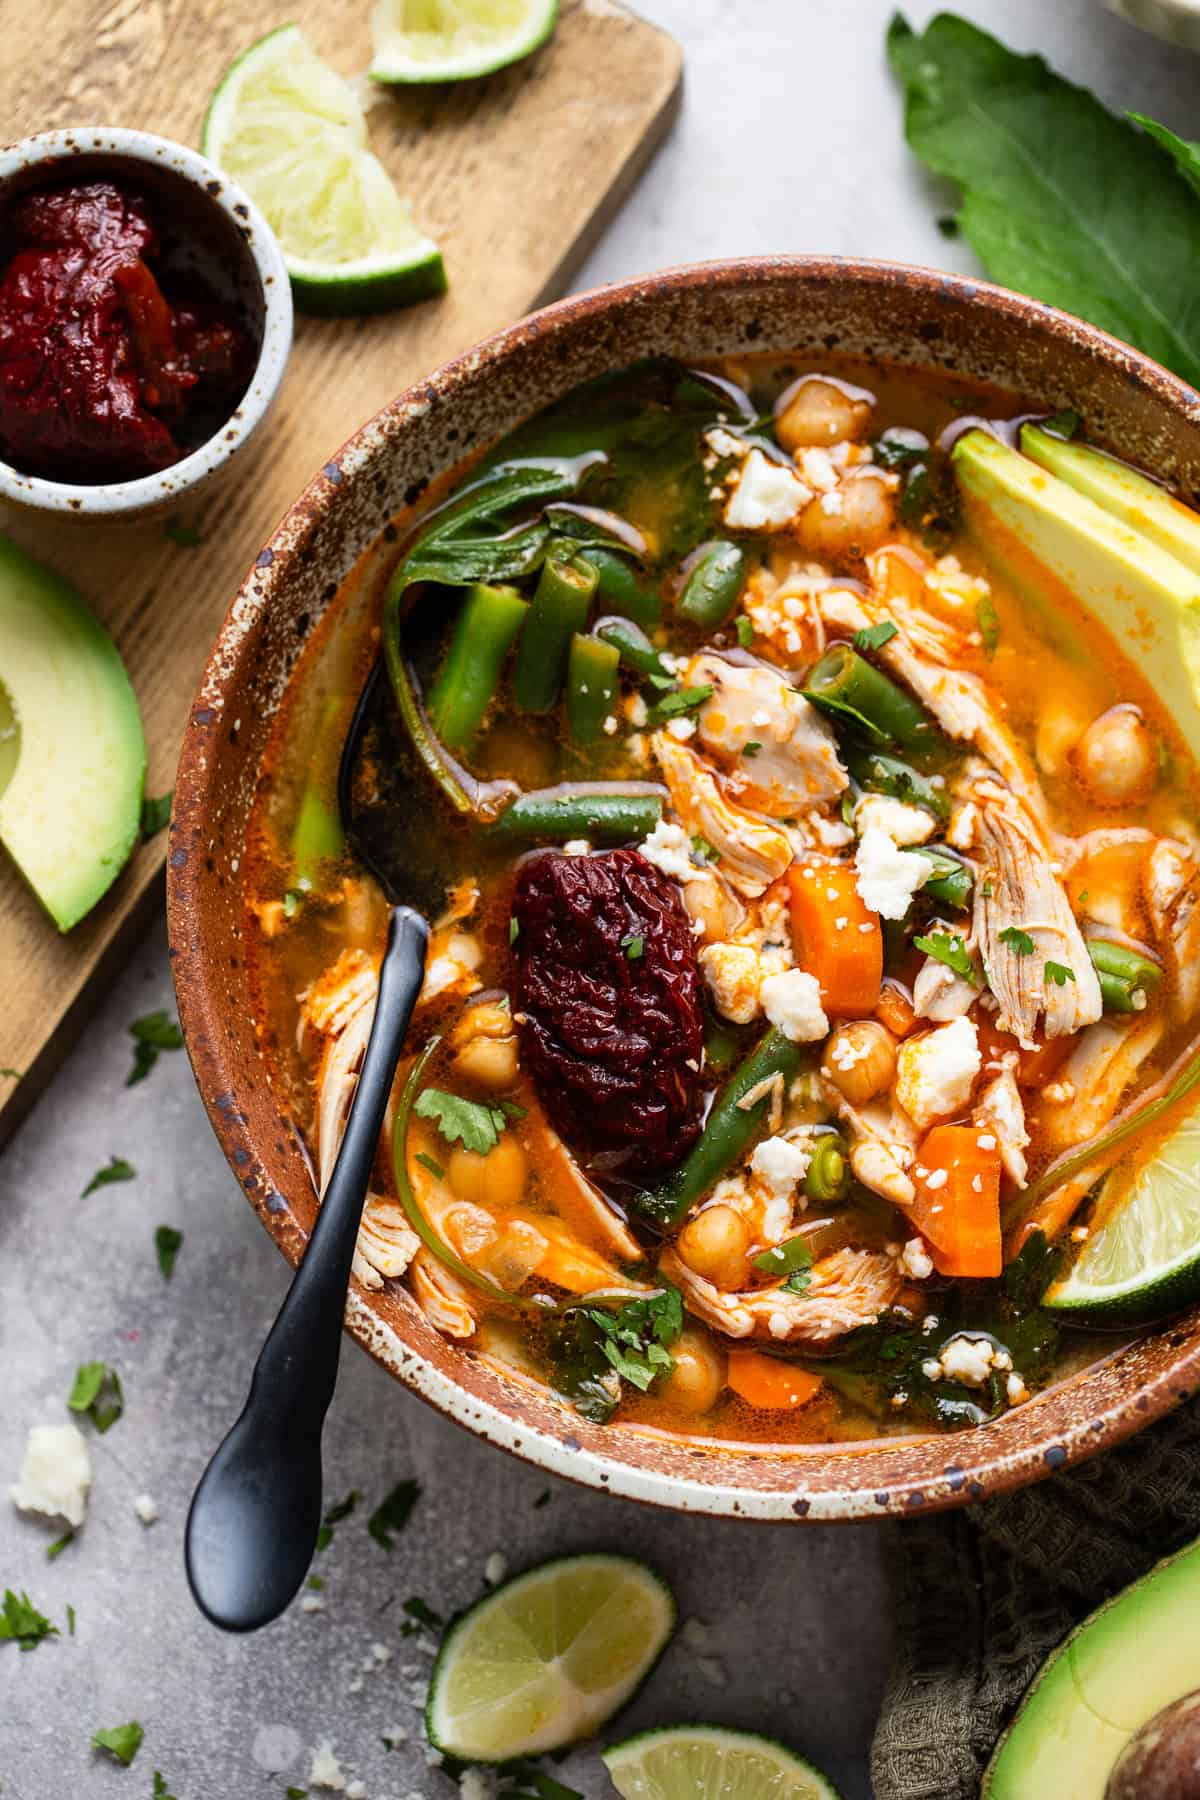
913,930,977,984
742,741,762,758
93,1722,143,1767
323,1489,360,1528
81,1155,135,1198
306,1574,324,1591
580,1287,685,1394
126,1012,183,1087
153,1775,178,1800
888,13,1200,388
0,1066,21,1079
1045,959,1076,987
998,925,1035,955
46,1530,75,1561
976,593,1000,659
140,792,173,840
784,1268,813,1294
66,1603,75,1636
853,620,899,653
735,616,754,647
415,1087,511,1156
752,1238,814,1280
1131,115,1200,202
401,1594,443,1634
368,1479,420,1550
622,934,645,960
154,1225,183,1280
68,1361,124,1433
646,682,713,725
0,1588,58,1650
415,1150,445,1180
1039,408,1081,441
690,835,720,866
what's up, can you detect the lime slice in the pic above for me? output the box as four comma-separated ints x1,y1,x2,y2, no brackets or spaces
370,0,558,83
1045,1095,1200,1324
426,1553,674,1761
603,1725,843,1800
203,25,446,316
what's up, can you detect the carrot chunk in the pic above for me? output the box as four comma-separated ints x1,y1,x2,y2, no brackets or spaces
786,862,883,1018
876,979,916,1038
727,1349,823,1411
909,1123,1003,1278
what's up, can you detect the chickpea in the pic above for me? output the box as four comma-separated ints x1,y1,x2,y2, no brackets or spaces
775,375,873,451
676,1202,751,1289
682,868,744,942
446,1134,527,1210
449,1000,520,1092
659,1328,725,1415
793,470,895,559
821,1019,897,1106
1074,705,1158,806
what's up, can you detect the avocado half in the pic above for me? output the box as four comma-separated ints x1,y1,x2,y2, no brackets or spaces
983,1536,1200,1797
0,535,146,931
952,429,1200,762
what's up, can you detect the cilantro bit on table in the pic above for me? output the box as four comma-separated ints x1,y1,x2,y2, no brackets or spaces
912,931,977,984
316,1488,359,1551
81,1155,135,1198
46,1530,75,1561
92,1722,143,1767
0,1066,21,1079
853,619,899,653
139,791,173,840
401,1595,443,1635
1045,960,1076,987
998,925,1035,956
415,1088,515,1156
368,1478,420,1550
126,1012,184,1086
0,1588,58,1650
154,1225,183,1279
66,1603,76,1636
68,1361,124,1433
153,1775,178,1800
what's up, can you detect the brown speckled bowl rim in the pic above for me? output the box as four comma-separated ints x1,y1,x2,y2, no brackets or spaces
169,256,1200,1521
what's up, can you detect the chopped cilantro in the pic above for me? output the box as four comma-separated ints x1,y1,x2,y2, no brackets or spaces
735,616,754,647
0,1588,58,1650
752,1239,814,1285
81,1156,135,1198
647,682,713,724
690,834,720,866
66,1604,75,1636
501,1767,584,1800
1045,960,1076,987
581,1287,685,1393
742,741,762,758
68,1361,123,1433
912,931,976,984
533,1490,551,1509
976,594,1000,659
853,619,899,653
140,791,173,840
154,1225,183,1280
508,916,519,945
286,1790,308,1799
92,1722,143,1766
316,1488,359,1552
46,1530,75,1561
153,1776,178,1800
306,1575,324,1591
784,1269,813,1294
0,1066,21,1079
368,1479,420,1550
415,1088,515,1156
982,877,994,898
401,1595,444,1634
165,516,203,547
126,1012,184,1087
415,1151,445,1180
621,934,645,960
1041,409,1081,442
998,926,1035,956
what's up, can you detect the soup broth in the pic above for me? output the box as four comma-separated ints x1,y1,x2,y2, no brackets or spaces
244,354,1200,1446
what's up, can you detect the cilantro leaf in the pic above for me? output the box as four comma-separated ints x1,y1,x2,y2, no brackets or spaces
735,616,754,647
998,926,1035,956
0,1066,20,1079
913,930,977,984
140,792,173,840
0,1588,58,1650
690,834,720,866
580,1287,685,1393
126,1012,183,1087
621,934,645,960
647,682,713,724
46,1530,75,1560
415,1087,512,1156
81,1155,135,1198
401,1595,443,1634
93,1722,143,1767
752,1238,814,1282
1045,960,1076,987
68,1361,124,1433
1040,408,1081,441
153,1775,178,1800
853,620,899,653
368,1479,420,1550
154,1225,183,1280
888,14,1200,389
976,593,1000,659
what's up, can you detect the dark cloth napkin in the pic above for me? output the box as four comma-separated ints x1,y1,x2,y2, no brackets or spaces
870,1395,1200,1799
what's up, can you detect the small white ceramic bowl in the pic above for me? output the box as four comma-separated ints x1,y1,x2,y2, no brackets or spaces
0,126,293,521
1104,0,1200,48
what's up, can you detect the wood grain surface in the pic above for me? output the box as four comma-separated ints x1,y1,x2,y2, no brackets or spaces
0,0,681,1144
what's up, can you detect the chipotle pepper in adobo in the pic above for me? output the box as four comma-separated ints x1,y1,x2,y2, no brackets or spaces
511,848,706,1175
0,181,249,482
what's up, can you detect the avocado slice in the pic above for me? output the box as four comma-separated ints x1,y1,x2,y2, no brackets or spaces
984,1536,1200,1797
0,536,146,931
953,430,1200,759
1022,423,1200,576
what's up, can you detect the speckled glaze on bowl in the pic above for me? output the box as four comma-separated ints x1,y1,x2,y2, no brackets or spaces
169,257,1200,1520
0,127,292,520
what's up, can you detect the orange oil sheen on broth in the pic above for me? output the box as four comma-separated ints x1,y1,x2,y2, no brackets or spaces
242,353,1200,1449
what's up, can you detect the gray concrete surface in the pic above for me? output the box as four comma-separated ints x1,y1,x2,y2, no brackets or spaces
3,3,1199,1797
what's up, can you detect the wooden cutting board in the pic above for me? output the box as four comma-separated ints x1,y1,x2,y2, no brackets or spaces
0,0,681,1145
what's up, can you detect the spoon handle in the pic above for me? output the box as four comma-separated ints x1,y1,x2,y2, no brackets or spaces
185,904,429,1631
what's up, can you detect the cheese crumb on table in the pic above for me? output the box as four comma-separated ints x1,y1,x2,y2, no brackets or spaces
133,1492,159,1526
484,1552,508,1585
9,1421,92,1527
309,1741,347,1790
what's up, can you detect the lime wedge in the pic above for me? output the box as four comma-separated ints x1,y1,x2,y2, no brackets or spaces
203,25,446,316
1045,1095,1200,1325
370,0,558,83
603,1725,844,1800
425,1553,674,1761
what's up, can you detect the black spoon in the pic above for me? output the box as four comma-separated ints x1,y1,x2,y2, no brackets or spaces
185,662,429,1632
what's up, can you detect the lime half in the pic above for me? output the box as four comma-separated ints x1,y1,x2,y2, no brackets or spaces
370,0,558,83
1046,1096,1200,1325
426,1553,674,1762
603,1725,843,1800
203,25,446,315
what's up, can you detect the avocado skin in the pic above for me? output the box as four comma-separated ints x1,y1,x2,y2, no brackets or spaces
0,535,145,931
983,1537,1200,1798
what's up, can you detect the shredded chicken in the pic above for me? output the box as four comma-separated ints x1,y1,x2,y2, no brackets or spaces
969,776,1103,1046
410,1251,477,1338
829,1091,919,1208
662,1245,904,1345
1145,838,1200,1017
354,1198,420,1291
974,1057,1030,1188
913,921,978,1022
1037,1015,1165,1154
684,653,847,812
652,733,793,897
